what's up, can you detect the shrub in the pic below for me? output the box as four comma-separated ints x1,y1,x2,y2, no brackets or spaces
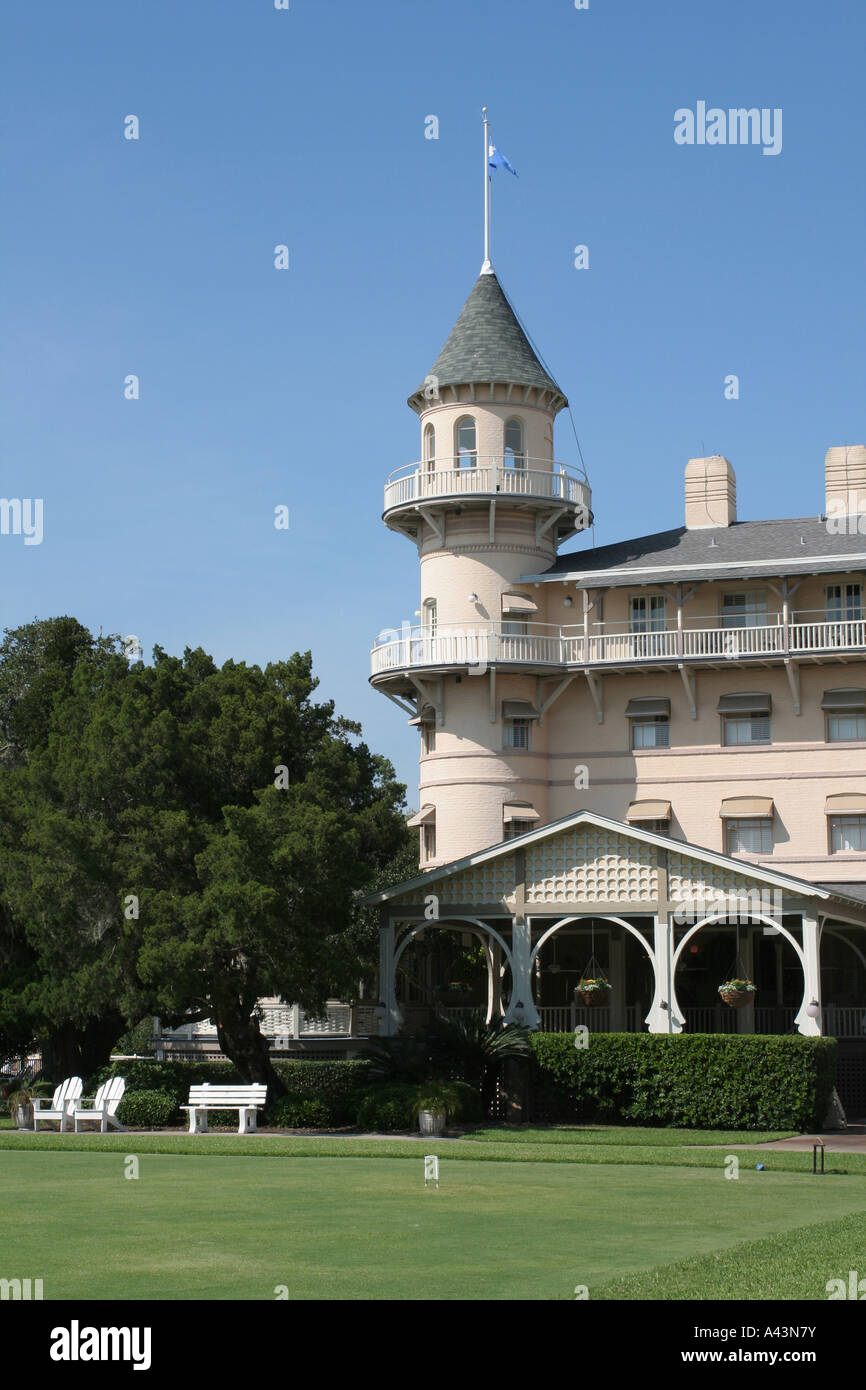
268,1095,336,1129
116,1090,178,1129
530,1033,837,1131
415,1080,483,1124
271,1060,374,1121
355,1080,483,1132
88,1060,241,1104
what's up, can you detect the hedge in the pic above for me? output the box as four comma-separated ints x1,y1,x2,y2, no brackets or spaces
355,1081,483,1132
89,1059,374,1121
530,1033,837,1131
116,1090,178,1129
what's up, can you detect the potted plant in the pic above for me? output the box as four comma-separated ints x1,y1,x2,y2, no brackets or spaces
575,977,612,1007
414,1085,449,1136
6,1081,52,1129
718,978,757,1008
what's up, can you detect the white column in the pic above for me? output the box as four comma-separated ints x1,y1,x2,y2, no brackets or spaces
505,916,539,1028
378,921,403,1036
796,914,822,1036
649,914,681,1033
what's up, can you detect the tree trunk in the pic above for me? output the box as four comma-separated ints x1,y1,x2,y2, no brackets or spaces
213,996,286,1101
501,1056,530,1125
40,1011,126,1082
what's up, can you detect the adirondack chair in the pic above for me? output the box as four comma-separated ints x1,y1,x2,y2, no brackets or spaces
32,1076,83,1132
73,1076,126,1133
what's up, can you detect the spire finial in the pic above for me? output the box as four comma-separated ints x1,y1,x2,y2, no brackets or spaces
481,106,493,275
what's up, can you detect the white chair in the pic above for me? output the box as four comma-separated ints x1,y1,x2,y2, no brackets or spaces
32,1076,83,1132
73,1077,126,1133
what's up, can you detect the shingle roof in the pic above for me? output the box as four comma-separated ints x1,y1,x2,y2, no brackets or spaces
524,518,866,588
410,271,565,405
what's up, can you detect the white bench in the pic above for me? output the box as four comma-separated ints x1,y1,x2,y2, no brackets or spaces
181,1083,268,1135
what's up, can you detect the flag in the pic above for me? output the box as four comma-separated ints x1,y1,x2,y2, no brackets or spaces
488,143,517,178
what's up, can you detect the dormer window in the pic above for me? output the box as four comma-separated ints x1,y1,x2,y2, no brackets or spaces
504,418,525,469
455,417,477,469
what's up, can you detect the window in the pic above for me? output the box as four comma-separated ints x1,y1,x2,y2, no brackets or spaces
722,713,770,745
826,584,862,620
423,424,435,471
829,816,866,853
422,822,437,861
725,818,773,854
504,418,525,468
501,619,528,637
722,591,768,628
827,712,866,741
630,596,666,632
455,416,476,469
503,718,531,749
504,818,536,840
423,598,437,636
631,717,669,749
421,724,435,754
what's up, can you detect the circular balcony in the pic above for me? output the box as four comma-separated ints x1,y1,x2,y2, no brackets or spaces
370,621,573,686
383,456,592,534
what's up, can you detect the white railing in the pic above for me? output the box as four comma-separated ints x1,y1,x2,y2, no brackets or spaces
384,457,591,515
373,612,866,678
823,1006,866,1037
536,1005,643,1032
159,1001,352,1042
371,622,568,676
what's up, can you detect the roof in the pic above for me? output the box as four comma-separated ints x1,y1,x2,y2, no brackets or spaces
410,271,565,407
365,808,840,906
524,517,866,588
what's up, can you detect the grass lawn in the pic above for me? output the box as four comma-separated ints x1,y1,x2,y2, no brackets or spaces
2,1148,865,1300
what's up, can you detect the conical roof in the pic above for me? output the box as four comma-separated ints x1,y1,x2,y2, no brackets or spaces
410,271,566,408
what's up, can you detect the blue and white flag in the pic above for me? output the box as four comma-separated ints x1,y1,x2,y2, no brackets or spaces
488,144,517,178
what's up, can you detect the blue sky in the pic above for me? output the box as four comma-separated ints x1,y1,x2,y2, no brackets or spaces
3,0,865,798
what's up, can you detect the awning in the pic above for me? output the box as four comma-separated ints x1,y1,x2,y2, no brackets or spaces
720,796,774,818
408,704,435,726
824,793,866,814
501,592,538,616
502,804,541,823
717,692,772,714
502,699,539,720
821,688,866,712
406,805,436,827
626,800,672,823
624,698,671,718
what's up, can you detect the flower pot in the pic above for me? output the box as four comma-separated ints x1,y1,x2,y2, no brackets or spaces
14,1104,31,1129
719,988,753,1009
576,992,605,1007
418,1109,445,1137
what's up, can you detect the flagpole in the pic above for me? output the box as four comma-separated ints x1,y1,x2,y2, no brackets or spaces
481,106,492,274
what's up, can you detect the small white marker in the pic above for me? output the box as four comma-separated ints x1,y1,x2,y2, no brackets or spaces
424,1155,439,1188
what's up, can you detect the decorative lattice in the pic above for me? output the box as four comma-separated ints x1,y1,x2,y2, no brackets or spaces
669,853,757,905
525,828,657,903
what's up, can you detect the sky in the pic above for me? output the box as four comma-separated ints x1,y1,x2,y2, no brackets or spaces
2,0,865,800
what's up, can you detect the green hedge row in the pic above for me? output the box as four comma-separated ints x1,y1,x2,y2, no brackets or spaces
530,1033,837,1130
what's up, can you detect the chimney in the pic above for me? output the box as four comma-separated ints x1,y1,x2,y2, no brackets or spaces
684,455,737,529
825,445,866,518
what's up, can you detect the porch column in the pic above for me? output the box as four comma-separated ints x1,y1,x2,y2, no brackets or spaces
486,939,504,1023
608,935,625,1031
505,914,539,1029
378,917,402,1036
796,914,822,1036
650,913,681,1033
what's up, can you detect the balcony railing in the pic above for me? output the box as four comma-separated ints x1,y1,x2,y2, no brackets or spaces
371,613,866,678
384,456,591,515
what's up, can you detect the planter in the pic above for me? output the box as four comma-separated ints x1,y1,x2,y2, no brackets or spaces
418,1109,446,1137
14,1104,31,1129
575,982,611,1008
719,987,755,1009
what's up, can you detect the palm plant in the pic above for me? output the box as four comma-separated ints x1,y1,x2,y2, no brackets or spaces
430,1014,532,1112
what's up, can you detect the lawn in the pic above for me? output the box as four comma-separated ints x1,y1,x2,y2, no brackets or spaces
2,1148,865,1300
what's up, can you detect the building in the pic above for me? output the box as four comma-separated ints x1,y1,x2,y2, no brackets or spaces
366,254,866,1108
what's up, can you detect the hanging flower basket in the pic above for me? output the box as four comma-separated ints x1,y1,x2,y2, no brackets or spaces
575,978,612,1008
718,979,757,1009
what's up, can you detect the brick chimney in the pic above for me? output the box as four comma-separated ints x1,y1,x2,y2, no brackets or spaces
684,455,737,529
825,445,866,518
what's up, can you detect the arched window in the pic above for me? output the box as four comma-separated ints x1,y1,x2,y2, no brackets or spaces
504,418,525,469
455,416,477,469
423,424,435,472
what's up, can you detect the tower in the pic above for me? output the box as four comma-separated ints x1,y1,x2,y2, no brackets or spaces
371,262,592,865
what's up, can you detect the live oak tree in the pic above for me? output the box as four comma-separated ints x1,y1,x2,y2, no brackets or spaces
0,630,406,1093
